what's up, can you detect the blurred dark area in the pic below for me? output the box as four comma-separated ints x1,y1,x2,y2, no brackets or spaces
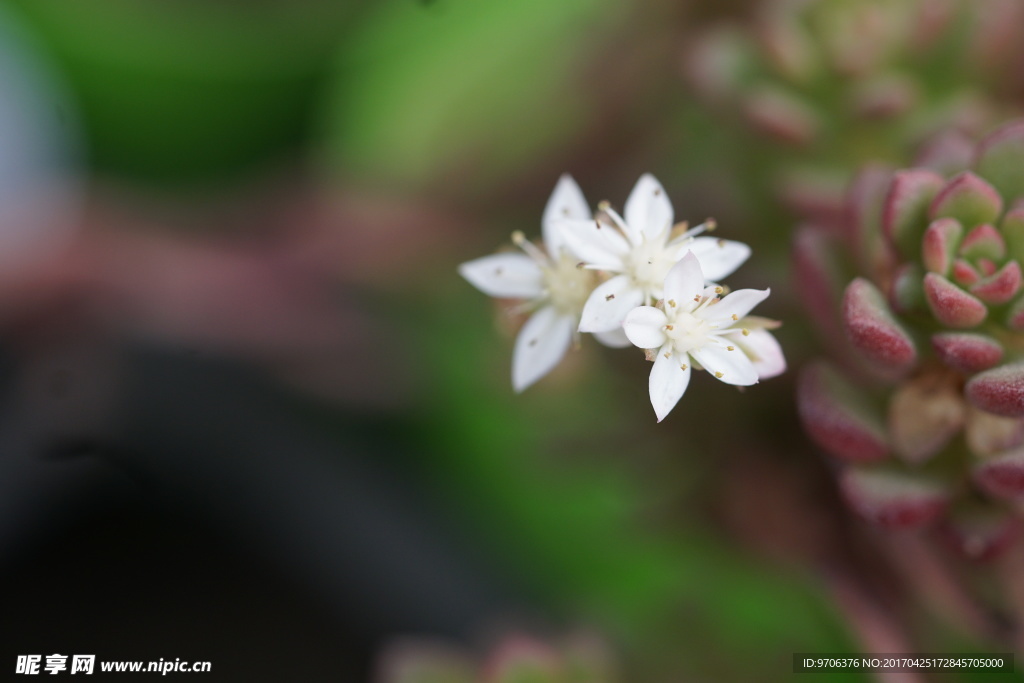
0,342,525,681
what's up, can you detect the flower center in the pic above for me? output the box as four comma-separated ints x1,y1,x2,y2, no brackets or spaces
627,236,675,297
544,250,596,315
664,309,713,355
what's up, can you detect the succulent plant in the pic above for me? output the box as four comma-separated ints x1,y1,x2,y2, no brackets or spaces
684,0,1024,224
796,119,1024,560
375,634,618,683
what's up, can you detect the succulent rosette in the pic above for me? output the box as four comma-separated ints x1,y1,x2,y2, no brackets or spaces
796,119,1024,558
684,0,1024,226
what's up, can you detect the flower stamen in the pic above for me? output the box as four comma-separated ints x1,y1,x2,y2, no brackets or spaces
512,230,548,264
597,201,630,234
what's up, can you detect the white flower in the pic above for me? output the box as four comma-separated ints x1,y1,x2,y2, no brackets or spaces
555,174,751,334
622,252,784,421
459,175,611,392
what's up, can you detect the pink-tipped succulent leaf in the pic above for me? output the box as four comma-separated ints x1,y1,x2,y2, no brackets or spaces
931,332,1003,375
929,171,1004,228
970,260,1022,304
923,272,988,328
883,169,945,257
840,467,950,529
973,447,1024,500
951,258,982,286
958,223,1006,261
965,364,1024,417
797,362,888,463
921,217,963,275
843,278,918,374
793,227,846,343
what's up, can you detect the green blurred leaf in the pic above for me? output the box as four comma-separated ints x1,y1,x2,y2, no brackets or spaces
9,0,354,182
320,0,620,189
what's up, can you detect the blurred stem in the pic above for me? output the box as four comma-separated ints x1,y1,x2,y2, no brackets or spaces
994,540,1024,654
877,532,1003,644
824,570,926,683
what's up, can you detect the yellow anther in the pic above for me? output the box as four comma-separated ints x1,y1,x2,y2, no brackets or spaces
705,218,717,232
663,352,670,359
731,314,738,321
727,346,735,351
512,230,526,245
665,324,674,330
715,371,723,378
742,328,750,336
680,363,688,371
670,221,690,238
714,286,724,294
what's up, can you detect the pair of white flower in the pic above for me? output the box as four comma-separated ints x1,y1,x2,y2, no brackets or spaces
459,174,785,421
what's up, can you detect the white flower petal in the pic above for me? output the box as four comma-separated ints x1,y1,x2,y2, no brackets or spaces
649,346,691,422
663,251,706,307
578,275,645,333
542,174,590,255
625,173,674,241
622,305,669,349
736,328,786,379
557,218,630,270
684,236,751,281
459,253,544,299
512,306,574,392
702,288,770,324
691,343,759,386
593,326,632,348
